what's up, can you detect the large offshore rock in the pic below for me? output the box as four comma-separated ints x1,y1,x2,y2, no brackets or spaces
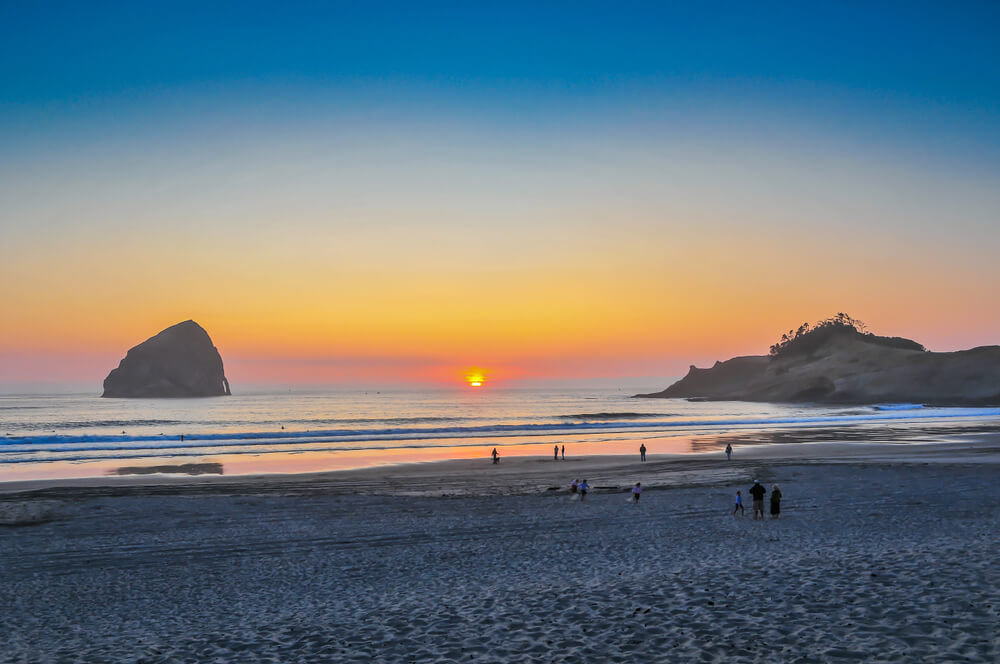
102,321,231,398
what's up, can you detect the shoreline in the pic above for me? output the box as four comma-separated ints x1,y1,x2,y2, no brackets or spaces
4,433,998,499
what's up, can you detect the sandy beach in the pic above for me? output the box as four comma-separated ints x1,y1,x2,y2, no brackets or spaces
2,438,999,663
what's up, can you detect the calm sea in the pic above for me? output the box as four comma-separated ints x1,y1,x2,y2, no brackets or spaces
2,388,999,482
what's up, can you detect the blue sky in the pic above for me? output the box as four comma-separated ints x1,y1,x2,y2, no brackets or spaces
3,2,998,111
2,1,998,174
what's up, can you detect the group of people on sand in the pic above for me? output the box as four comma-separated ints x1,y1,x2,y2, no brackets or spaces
496,442,782,517
734,479,781,519
569,478,590,500
569,479,644,504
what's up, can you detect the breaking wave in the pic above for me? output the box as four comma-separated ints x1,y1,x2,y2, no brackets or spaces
4,407,1000,464
560,412,672,420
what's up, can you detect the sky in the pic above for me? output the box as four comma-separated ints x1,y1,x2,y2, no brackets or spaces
2,1,999,389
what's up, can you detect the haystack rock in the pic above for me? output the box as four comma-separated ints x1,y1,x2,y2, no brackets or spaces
102,321,231,398
636,324,1000,405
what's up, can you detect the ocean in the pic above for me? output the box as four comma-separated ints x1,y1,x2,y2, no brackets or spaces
3,388,1000,482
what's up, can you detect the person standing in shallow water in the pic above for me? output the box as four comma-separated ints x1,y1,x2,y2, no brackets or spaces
578,479,589,501
491,448,499,464
770,484,782,519
632,482,641,504
725,443,732,461
749,480,767,519
554,445,559,461
639,444,647,462
561,445,565,460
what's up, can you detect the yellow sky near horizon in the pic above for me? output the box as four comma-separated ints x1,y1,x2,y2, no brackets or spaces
3,123,999,385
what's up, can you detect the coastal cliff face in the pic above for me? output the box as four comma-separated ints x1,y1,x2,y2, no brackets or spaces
102,321,231,398
638,329,1000,405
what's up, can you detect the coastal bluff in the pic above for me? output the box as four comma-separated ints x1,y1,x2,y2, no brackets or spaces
102,321,231,398
637,324,1000,405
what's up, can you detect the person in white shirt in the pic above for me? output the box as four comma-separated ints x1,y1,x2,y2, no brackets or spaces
632,482,642,504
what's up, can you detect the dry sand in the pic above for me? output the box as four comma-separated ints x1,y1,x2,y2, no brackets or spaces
1,437,998,663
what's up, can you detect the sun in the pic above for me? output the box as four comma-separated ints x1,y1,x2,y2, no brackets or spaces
465,370,486,388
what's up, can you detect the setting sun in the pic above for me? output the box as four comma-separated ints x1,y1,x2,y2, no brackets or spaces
465,370,485,387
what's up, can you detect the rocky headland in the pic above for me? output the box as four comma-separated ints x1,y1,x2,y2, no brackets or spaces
638,316,1000,405
102,320,231,398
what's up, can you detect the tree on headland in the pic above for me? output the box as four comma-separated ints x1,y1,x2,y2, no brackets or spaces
769,313,922,358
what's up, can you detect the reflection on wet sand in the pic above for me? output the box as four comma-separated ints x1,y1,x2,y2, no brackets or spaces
113,463,224,476
688,422,1000,453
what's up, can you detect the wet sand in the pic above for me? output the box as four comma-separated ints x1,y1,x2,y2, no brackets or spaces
2,436,999,662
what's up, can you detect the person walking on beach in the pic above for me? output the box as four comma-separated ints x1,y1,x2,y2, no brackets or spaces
725,443,732,461
632,482,642,504
749,480,766,519
561,445,565,460
578,479,590,501
770,484,782,519
491,448,499,464
639,443,647,462
554,445,559,461
733,490,745,516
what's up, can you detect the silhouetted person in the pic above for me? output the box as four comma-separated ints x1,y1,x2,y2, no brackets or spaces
561,445,565,460
725,443,732,461
554,445,559,461
733,490,745,516
770,484,782,519
749,480,766,519
639,444,647,462
491,448,499,464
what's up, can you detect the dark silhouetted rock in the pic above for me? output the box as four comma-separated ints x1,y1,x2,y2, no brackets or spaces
637,327,1000,405
102,321,231,398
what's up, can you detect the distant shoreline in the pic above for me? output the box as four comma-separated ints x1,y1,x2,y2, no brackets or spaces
3,432,998,499
4,399,1000,485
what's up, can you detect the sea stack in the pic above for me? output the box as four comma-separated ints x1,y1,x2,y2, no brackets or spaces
102,320,231,398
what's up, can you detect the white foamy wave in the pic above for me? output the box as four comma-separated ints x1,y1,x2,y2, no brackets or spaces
4,407,1000,464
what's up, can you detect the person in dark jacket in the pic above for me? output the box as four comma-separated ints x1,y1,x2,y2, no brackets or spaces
770,484,782,519
749,480,766,520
